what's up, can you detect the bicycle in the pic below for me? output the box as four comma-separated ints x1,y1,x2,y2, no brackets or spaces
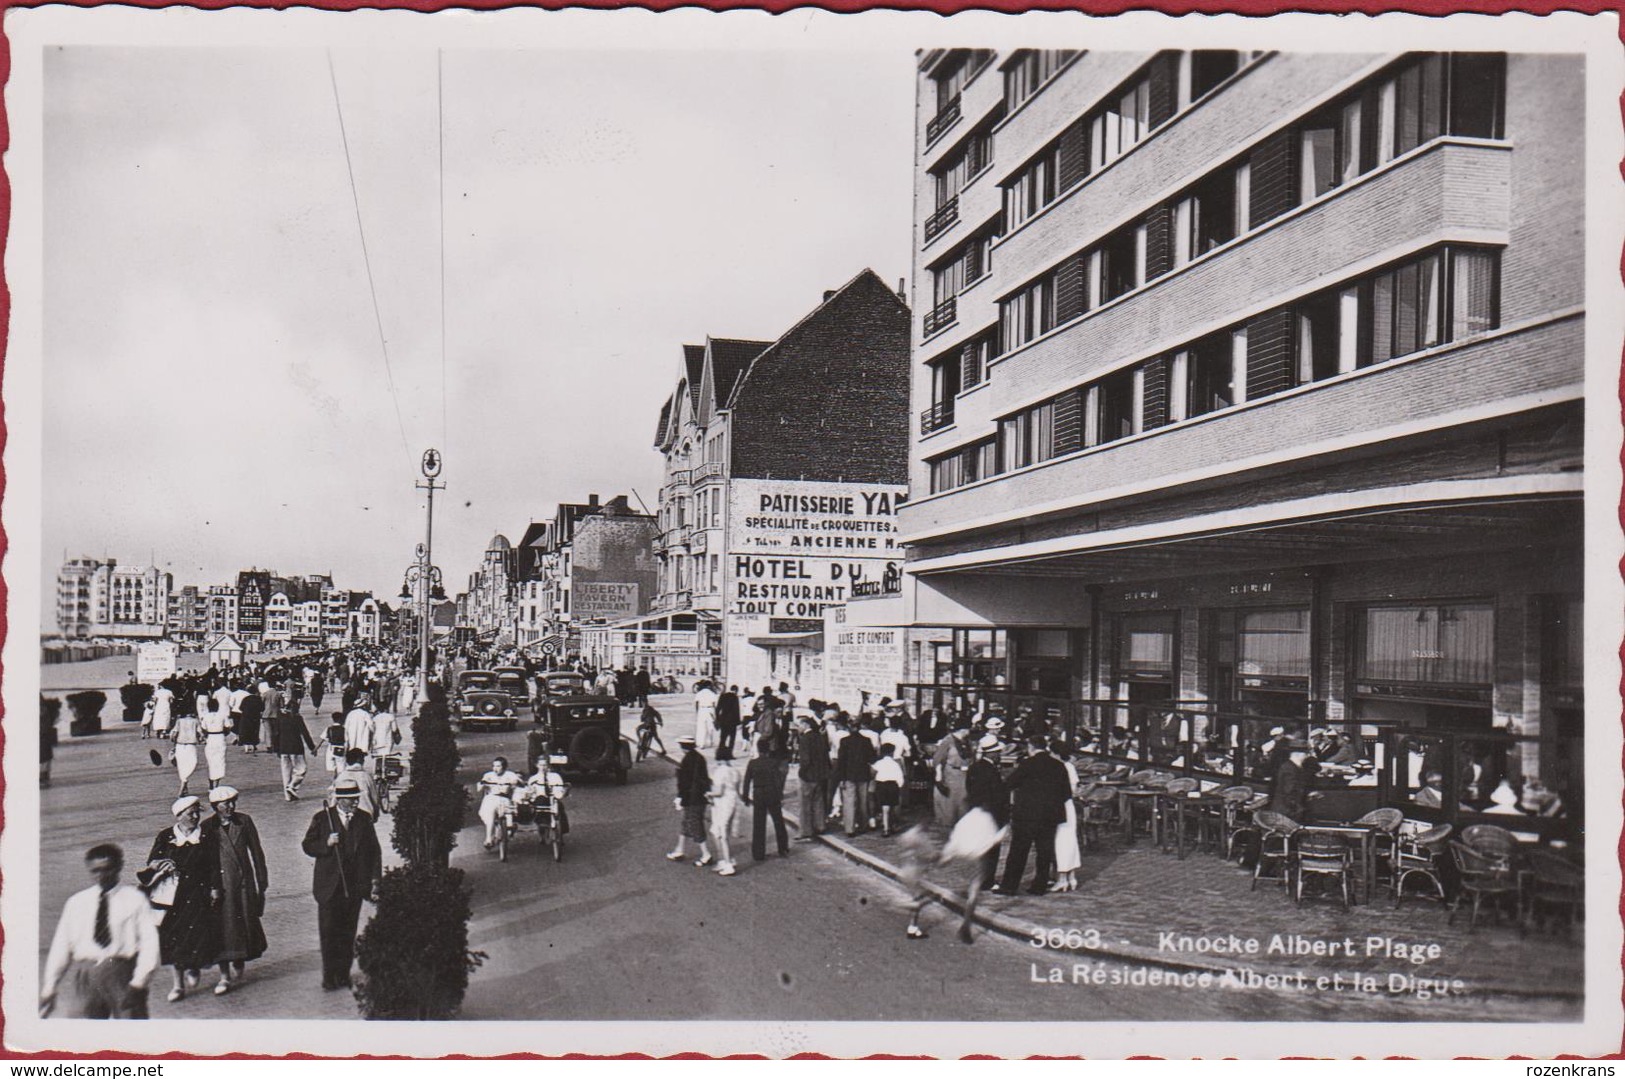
374,754,404,815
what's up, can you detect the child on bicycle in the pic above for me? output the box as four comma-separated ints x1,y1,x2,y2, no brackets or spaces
477,756,525,850
519,754,572,835
636,704,666,761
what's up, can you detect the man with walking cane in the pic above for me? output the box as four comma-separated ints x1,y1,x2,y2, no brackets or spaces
301,779,381,990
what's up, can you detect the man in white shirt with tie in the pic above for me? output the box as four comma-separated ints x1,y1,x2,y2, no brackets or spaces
41,844,159,1018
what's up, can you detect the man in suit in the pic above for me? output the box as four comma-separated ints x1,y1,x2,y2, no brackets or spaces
836,716,877,837
715,685,742,755
796,716,831,840
1270,739,1315,821
964,734,1010,890
301,780,382,990
995,735,1071,896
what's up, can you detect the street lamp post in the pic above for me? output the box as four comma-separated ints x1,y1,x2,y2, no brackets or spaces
416,448,445,700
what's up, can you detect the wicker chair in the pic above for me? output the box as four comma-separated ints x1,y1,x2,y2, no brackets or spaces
1079,786,1119,850
1448,839,1523,933
1461,823,1520,860
1293,832,1354,909
1392,822,1453,908
1251,810,1299,892
1522,849,1582,936
1355,807,1406,892
1218,786,1256,860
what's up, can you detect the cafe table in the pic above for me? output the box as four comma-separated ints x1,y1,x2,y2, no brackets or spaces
1116,785,1164,846
1298,821,1380,904
1160,788,1226,860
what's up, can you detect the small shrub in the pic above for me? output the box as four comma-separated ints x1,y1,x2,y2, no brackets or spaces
65,690,106,736
354,863,484,1020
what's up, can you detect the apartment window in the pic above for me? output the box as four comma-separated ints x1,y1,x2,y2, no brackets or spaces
1294,288,1344,385
924,354,961,433
960,329,996,390
1099,223,1140,304
1003,50,1079,112
1003,118,1088,229
1095,368,1137,446
1089,56,1178,170
935,129,993,206
1299,97,1365,202
1000,275,1055,351
999,400,1056,471
1179,331,1238,419
1174,163,1244,266
1188,50,1243,102
928,438,997,494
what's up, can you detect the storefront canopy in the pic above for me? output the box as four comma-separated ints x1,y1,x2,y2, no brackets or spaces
747,631,824,650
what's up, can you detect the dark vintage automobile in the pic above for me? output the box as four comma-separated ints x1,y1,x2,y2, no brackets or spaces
526,692,632,785
535,671,590,703
454,669,521,731
493,667,533,717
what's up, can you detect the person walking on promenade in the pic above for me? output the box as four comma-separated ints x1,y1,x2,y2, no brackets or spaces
666,735,714,867
995,735,1072,896
872,743,906,837
899,803,1008,944
309,669,326,712
234,682,263,755
332,748,381,818
260,676,285,756
151,682,174,741
199,694,232,792
932,726,971,826
202,786,268,996
344,694,376,770
170,709,202,797
275,706,317,802
796,715,831,840
41,699,59,788
41,844,160,1019
964,735,1009,891
706,745,744,877
693,680,719,751
837,717,877,838
1050,742,1083,893
634,665,651,708
715,684,741,755
301,780,382,991
743,738,790,861
143,796,219,1003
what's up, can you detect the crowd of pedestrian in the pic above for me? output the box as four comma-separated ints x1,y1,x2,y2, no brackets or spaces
42,645,406,1018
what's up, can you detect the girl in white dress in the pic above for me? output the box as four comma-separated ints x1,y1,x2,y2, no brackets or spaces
707,745,742,876
1051,743,1082,892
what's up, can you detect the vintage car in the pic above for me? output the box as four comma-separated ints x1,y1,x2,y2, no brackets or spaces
526,693,632,785
493,666,533,716
454,669,520,731
535,671,589,698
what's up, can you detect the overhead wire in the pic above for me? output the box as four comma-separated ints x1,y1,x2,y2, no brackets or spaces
327,50,412,456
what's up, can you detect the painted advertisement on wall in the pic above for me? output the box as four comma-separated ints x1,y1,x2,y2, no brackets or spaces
723,478,906,693
822,604,907,711
574,582,640,622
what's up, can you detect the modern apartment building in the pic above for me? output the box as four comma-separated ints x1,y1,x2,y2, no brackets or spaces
645,269,912,689
899,49,1583,835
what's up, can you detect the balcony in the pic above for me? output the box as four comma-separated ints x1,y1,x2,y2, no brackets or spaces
920,401,955,435
923,197,960,244
926,95,962,147
693,460,725,484
923,296,957,338
664,467,693,490
664,524,691,548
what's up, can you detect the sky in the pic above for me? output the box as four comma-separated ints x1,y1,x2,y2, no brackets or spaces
41,44,916,620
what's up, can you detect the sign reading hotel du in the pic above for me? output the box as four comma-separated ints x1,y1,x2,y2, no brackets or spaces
727,478,907,619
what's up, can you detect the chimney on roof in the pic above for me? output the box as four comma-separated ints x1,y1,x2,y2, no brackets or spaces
897,278,908,302
588,493,600,508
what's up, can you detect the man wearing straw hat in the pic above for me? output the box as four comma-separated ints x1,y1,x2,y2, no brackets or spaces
300,779,381,991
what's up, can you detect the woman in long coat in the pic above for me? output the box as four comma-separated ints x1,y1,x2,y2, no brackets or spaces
932,729,970,825
145,796,220,1002
201,786,268,994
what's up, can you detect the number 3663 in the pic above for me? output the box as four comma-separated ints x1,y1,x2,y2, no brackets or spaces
1030,927,1102,950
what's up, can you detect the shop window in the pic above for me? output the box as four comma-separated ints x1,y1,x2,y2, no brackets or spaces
1237,609,1311,678
952,628,1008,685
1358,602,1494,685
1118,613,1176,675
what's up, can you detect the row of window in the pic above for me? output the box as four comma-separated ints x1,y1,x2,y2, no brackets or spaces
1002,50,1252,232
995,52,1506,361
1002,49,1080,113
927,244,1499,493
